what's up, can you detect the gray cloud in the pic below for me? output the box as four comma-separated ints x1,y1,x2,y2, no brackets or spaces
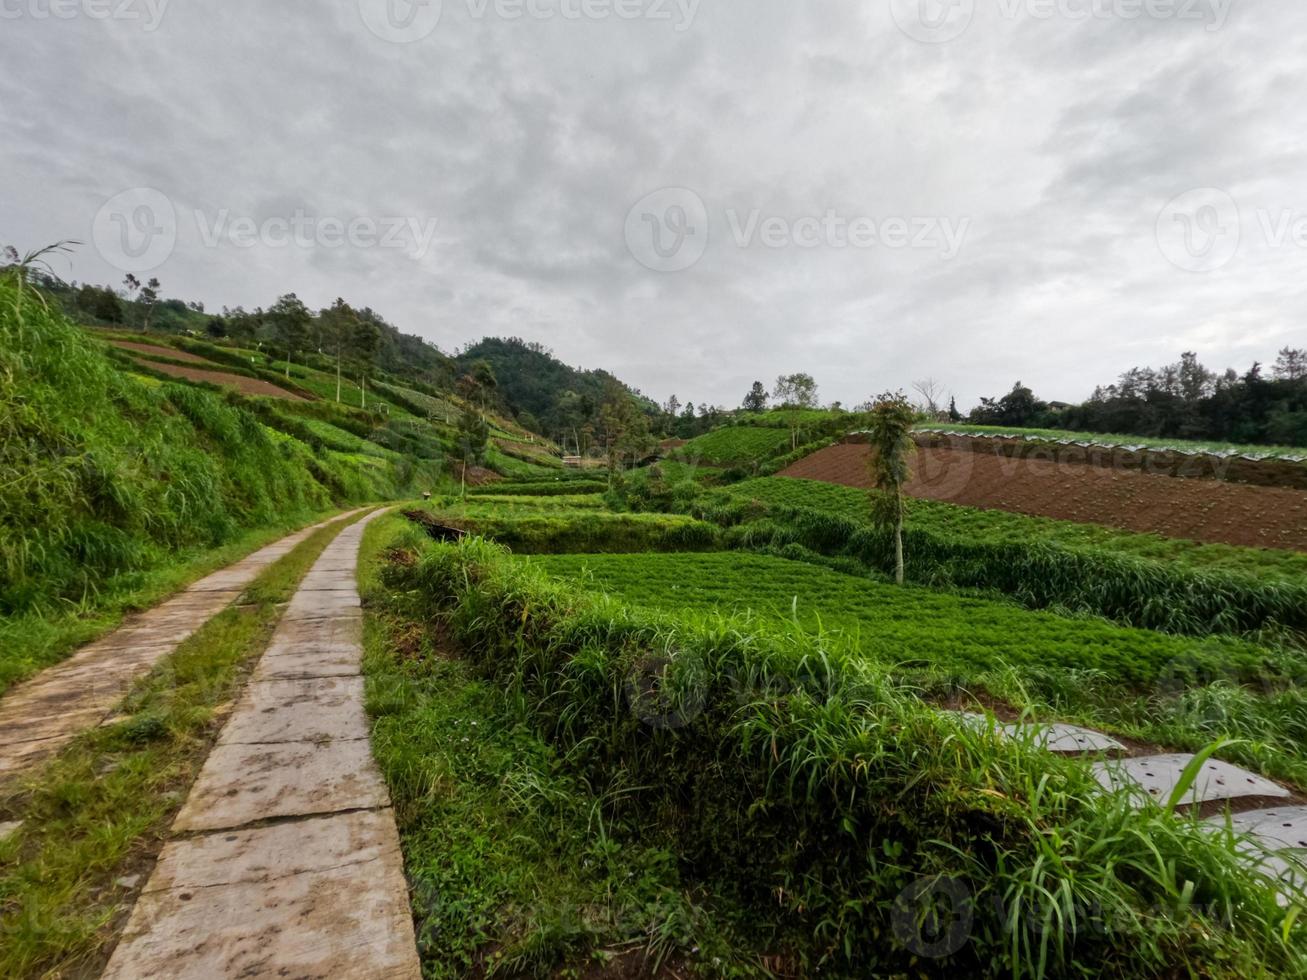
2,0,1305,410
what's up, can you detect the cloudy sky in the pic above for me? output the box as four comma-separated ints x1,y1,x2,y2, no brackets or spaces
3,0,1304,410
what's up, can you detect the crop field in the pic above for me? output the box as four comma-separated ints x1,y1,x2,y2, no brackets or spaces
673,425,794,464
726,476,1307,580
781,440,1307,553
919,423,1307,461
529,552,1287,686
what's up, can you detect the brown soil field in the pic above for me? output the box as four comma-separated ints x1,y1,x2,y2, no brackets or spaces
781,442,1307,552
111,340,214,364
133,359,308,401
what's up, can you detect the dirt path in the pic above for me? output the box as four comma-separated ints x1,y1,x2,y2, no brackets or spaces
781,443,1307,551
0,510,369,785
101,508,420,979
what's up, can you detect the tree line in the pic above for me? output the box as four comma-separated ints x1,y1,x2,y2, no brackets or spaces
968,349,1307,446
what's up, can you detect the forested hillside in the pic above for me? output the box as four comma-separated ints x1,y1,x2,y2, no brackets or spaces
456,336,657,442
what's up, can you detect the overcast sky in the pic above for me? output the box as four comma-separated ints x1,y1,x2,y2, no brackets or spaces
3,0,1305,409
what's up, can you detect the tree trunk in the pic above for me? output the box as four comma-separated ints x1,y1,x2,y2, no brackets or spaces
360,375,366,409
894,511,905,586
285,353,291,380
460,461,467,499
336,353,342,403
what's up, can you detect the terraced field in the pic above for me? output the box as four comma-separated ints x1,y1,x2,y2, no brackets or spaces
727,476,1307,579
674,425,794,465
530,552,1285,686
781,441,1307,551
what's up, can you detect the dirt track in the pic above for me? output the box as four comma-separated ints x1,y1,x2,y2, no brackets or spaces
134,359,307,401
781,443,1307,552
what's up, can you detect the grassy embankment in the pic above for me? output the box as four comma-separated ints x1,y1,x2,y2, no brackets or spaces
0,276,441,692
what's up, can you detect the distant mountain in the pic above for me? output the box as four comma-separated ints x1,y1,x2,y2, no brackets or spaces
457,337,655,438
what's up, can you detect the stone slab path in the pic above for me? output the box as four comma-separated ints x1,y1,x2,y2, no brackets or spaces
102,507,421,979
0,509,369,785
948,709,1307,900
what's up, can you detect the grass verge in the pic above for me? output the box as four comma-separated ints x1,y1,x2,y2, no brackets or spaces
359,514,762,978
0,510,368,978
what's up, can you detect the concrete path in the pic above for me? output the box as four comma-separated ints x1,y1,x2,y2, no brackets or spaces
102,507,421,979
0,509,369,785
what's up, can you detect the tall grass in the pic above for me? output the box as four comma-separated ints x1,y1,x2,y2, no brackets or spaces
383,535,1305,978
0,274,380,618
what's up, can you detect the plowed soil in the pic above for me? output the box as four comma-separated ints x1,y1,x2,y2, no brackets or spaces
781,443,1307,552
111,341,213,364
134,359,307,401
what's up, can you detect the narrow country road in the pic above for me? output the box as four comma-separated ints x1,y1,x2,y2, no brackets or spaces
101,507,420,979
0,509,370,785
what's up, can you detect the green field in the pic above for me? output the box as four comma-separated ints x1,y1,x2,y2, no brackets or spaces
726,476,1307,580
529,552,1283,686
673,425,794,465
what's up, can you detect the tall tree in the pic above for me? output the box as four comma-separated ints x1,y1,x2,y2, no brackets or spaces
268,293,311,379
319,298,360,403
139,277,161,331
1274,347,1307,382
773,373,819,449
451,402,489,499
773,373,818,408
742,381,769,412
349,317,382,408
912,378,946,419
599,381,653,485
865,392,917,586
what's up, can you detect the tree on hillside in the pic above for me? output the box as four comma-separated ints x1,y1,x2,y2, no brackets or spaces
76,284,123,324
774,373,818,408
773,373,819,449
319,298,360,403
451,402,490,499
469,360,498,417
139,277,161,332
599,382,653,486
268,293,311,380
948,396,962,423
912,378,946,419
1275,347,1307,382
349,316,382,409
969,381,1044,428
866,392,917,586
743,381,769,412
